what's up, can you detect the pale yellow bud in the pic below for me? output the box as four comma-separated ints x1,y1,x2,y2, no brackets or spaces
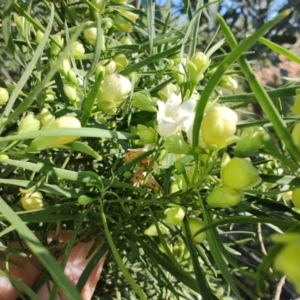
29,116,81,150
206,186,243,208
21,191,44,211
292,188,300,208
144,222,169,236
201,105,239,149
18,114,40,134
164,206,185,226
97,73,131,111
273,234,300,294
221,157,262,190
183,218,206,243
290,89,300,116
0,87,9,106
51,35,64,56
71,41,85,59
292,122,300,152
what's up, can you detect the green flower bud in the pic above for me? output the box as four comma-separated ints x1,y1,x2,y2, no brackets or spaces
158,83,179,101
183,218,206,243
51,35,64,56
97,73,131,111
273,234,300,294
0,154,9,163
0,87,9,105
83,26,97,46
83,23,105,50
206,186,243,208
201,105,239,149
164,135,193,155
71,41,85,59
114,16,133,32
292,122,300,152
172,63,186,85
14,15,25,38
78,195,94,205
66,70,78,86
292,188,300,208
174,160,185,174
221,157,262,190
39,108,55,127
144,222,169,236
102,19,113,30
137,124,157,144
18,114,40,134
187,60,203,85
114,54,128,70
291,89,300,116
120,36,132,45
123,171,133,179
132,92,157,112
35,31,44,45
164,206,185,226
29,116,81,151
96,60,116,78
21,191,44,211
122,8,138,22
235,127,269,157
190,52,209,74
64,85,80,103
58,59,71,77
91,0,103,11
219,75,238,90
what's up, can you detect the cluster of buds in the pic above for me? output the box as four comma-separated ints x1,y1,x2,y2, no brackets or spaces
207,155,261,208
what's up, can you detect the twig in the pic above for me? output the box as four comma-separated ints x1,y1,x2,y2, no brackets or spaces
273,275,286,300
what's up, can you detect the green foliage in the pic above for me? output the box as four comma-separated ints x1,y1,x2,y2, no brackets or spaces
0,0,300,299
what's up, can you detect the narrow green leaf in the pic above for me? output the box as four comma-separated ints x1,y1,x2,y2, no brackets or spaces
258,36,300,65
4,159,145,192
69,141,102,160
201,203,242,298
146,0,156,53
120,44,181,76
218,11,300,164
125,229,200,293
192,10,291,148
99,201,147,299
183,218,216,300
220,85,300,103
81,72,103,127
0,128,138,144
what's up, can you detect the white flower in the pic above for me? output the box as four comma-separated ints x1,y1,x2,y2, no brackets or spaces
157,93,197,138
